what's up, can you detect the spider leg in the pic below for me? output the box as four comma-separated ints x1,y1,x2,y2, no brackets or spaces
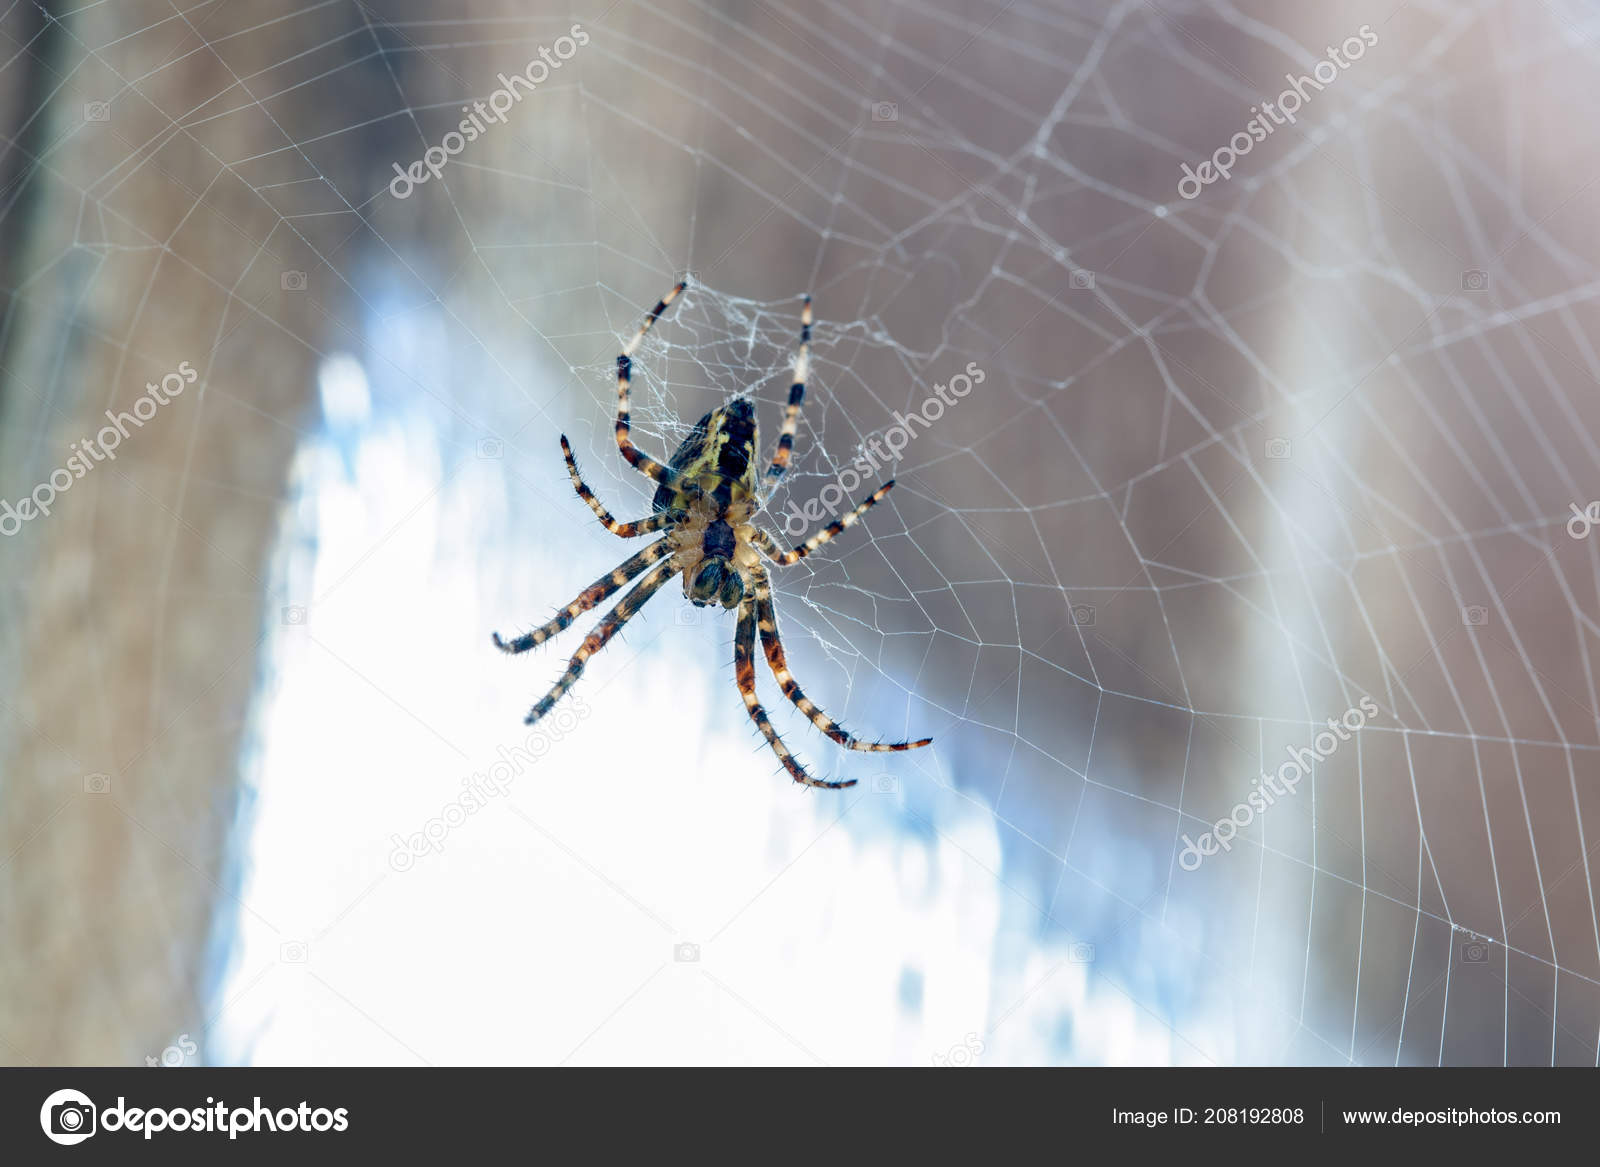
520,555,676,725
750,568,931,752
764,295,810,483
735,597,855,789
492,537,673,655
755,480,896,566
561,436,684,537
614,281,687,486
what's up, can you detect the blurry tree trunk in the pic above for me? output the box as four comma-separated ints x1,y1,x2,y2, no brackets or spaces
0,0,367,1065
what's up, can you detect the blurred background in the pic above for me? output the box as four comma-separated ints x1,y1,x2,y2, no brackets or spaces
2,0,1599,1066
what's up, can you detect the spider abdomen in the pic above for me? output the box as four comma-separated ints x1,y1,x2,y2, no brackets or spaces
652,397,760,513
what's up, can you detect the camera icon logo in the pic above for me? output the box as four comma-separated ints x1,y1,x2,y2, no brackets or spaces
1264,437,1292,460
281,270,307,291
871,101,899,122
673,942,700,963
1070,604,1095,627
280,940,308,963
1462,605,1489,627
1070,269,1095,290
83,102,110,122
83,772,111,795
871,775,898,794
673,604,701,626
1069,941,1096,963
281,605,307,626
477,437,504,460
1461,938,1489,963
1461,269,1489,292
40,1088,96,1145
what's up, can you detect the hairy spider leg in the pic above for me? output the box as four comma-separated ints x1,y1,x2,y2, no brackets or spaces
734,596,855,788
751,479,896,566
492,538,673,655
561,435,684,536
614,281,688,486
765,294,811,484
519,556,677,725
750,566,931,752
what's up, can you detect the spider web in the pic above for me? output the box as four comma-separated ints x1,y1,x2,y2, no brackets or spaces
4,0,1600,1067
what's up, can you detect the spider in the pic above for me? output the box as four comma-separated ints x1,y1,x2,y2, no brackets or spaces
492,280,931,788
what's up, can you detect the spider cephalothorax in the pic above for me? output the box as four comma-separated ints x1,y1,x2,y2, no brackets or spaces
492,281,931,788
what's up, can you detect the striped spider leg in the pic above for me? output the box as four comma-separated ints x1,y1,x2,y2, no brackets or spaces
613,280,686,487
750,480,897,566
765,294,810,484
492,538,673,661
510,554,678,726
748,565,931,755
